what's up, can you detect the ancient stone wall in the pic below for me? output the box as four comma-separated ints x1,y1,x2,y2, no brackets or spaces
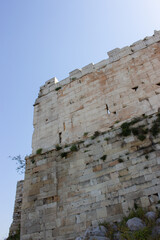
32,30,160,154
9,180,24,236
21,113,160,240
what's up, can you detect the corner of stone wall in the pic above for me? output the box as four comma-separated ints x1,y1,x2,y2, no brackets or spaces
9,180,24,237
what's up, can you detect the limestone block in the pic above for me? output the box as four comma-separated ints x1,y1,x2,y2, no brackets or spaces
141,196,150,208
145,211,156,220
131,40,147,52
94,59,109,70
81,63,94,75
96,207,107,219
119,46,132,58
69,69,82,79
46,77,58,85
145,35,160,45
76,213,86,224
107,48,120,58
122,200,134,215
127,217,146,231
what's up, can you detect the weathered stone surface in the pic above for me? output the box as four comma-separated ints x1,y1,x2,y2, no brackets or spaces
126,217,145,231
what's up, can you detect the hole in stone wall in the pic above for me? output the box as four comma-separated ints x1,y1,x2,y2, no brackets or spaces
113,111,116,115
132,86,138,91
156,83,160,86
59,132,62,144
106,104,110,114
46,119,48,122
70,100,74,104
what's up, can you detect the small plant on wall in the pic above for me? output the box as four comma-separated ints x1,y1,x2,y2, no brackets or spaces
70,144,78,152
36,148,42,155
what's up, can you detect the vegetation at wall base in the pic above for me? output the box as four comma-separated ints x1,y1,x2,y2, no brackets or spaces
99,207,160,240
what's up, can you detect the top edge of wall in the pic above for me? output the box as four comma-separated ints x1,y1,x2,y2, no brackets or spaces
37,30,160,99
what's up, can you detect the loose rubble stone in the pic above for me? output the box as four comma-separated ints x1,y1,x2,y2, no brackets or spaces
87,237,110,240
113,231,121,240
91,226,108,236
145,211,156,220
156,218,160,225
84,226,107,237
152,226,160,237
126,217,146,231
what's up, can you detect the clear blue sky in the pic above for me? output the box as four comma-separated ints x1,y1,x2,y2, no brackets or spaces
0,0,160,239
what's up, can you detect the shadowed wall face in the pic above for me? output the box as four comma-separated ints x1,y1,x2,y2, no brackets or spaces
32,33,160,154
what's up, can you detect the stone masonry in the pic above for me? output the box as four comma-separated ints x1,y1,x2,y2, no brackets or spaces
21,113,160,240
9,30,160,240
32,30,160,154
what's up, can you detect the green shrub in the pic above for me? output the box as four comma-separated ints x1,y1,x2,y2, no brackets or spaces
36,148,42,155
31,158,35,164
70,144,78,152
83,132,88,136
130,117,141,125
71,77,76,81
55,144,62,151
7,229,20,240
115,120,120,124
85,144,92,148
127,207,145,220
60,152,68,158
138,134,146,141
132,127,139,136
121,122,131,136
121,227,151,240
104,137,109,141
91,131,100,139
151,122,160,136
